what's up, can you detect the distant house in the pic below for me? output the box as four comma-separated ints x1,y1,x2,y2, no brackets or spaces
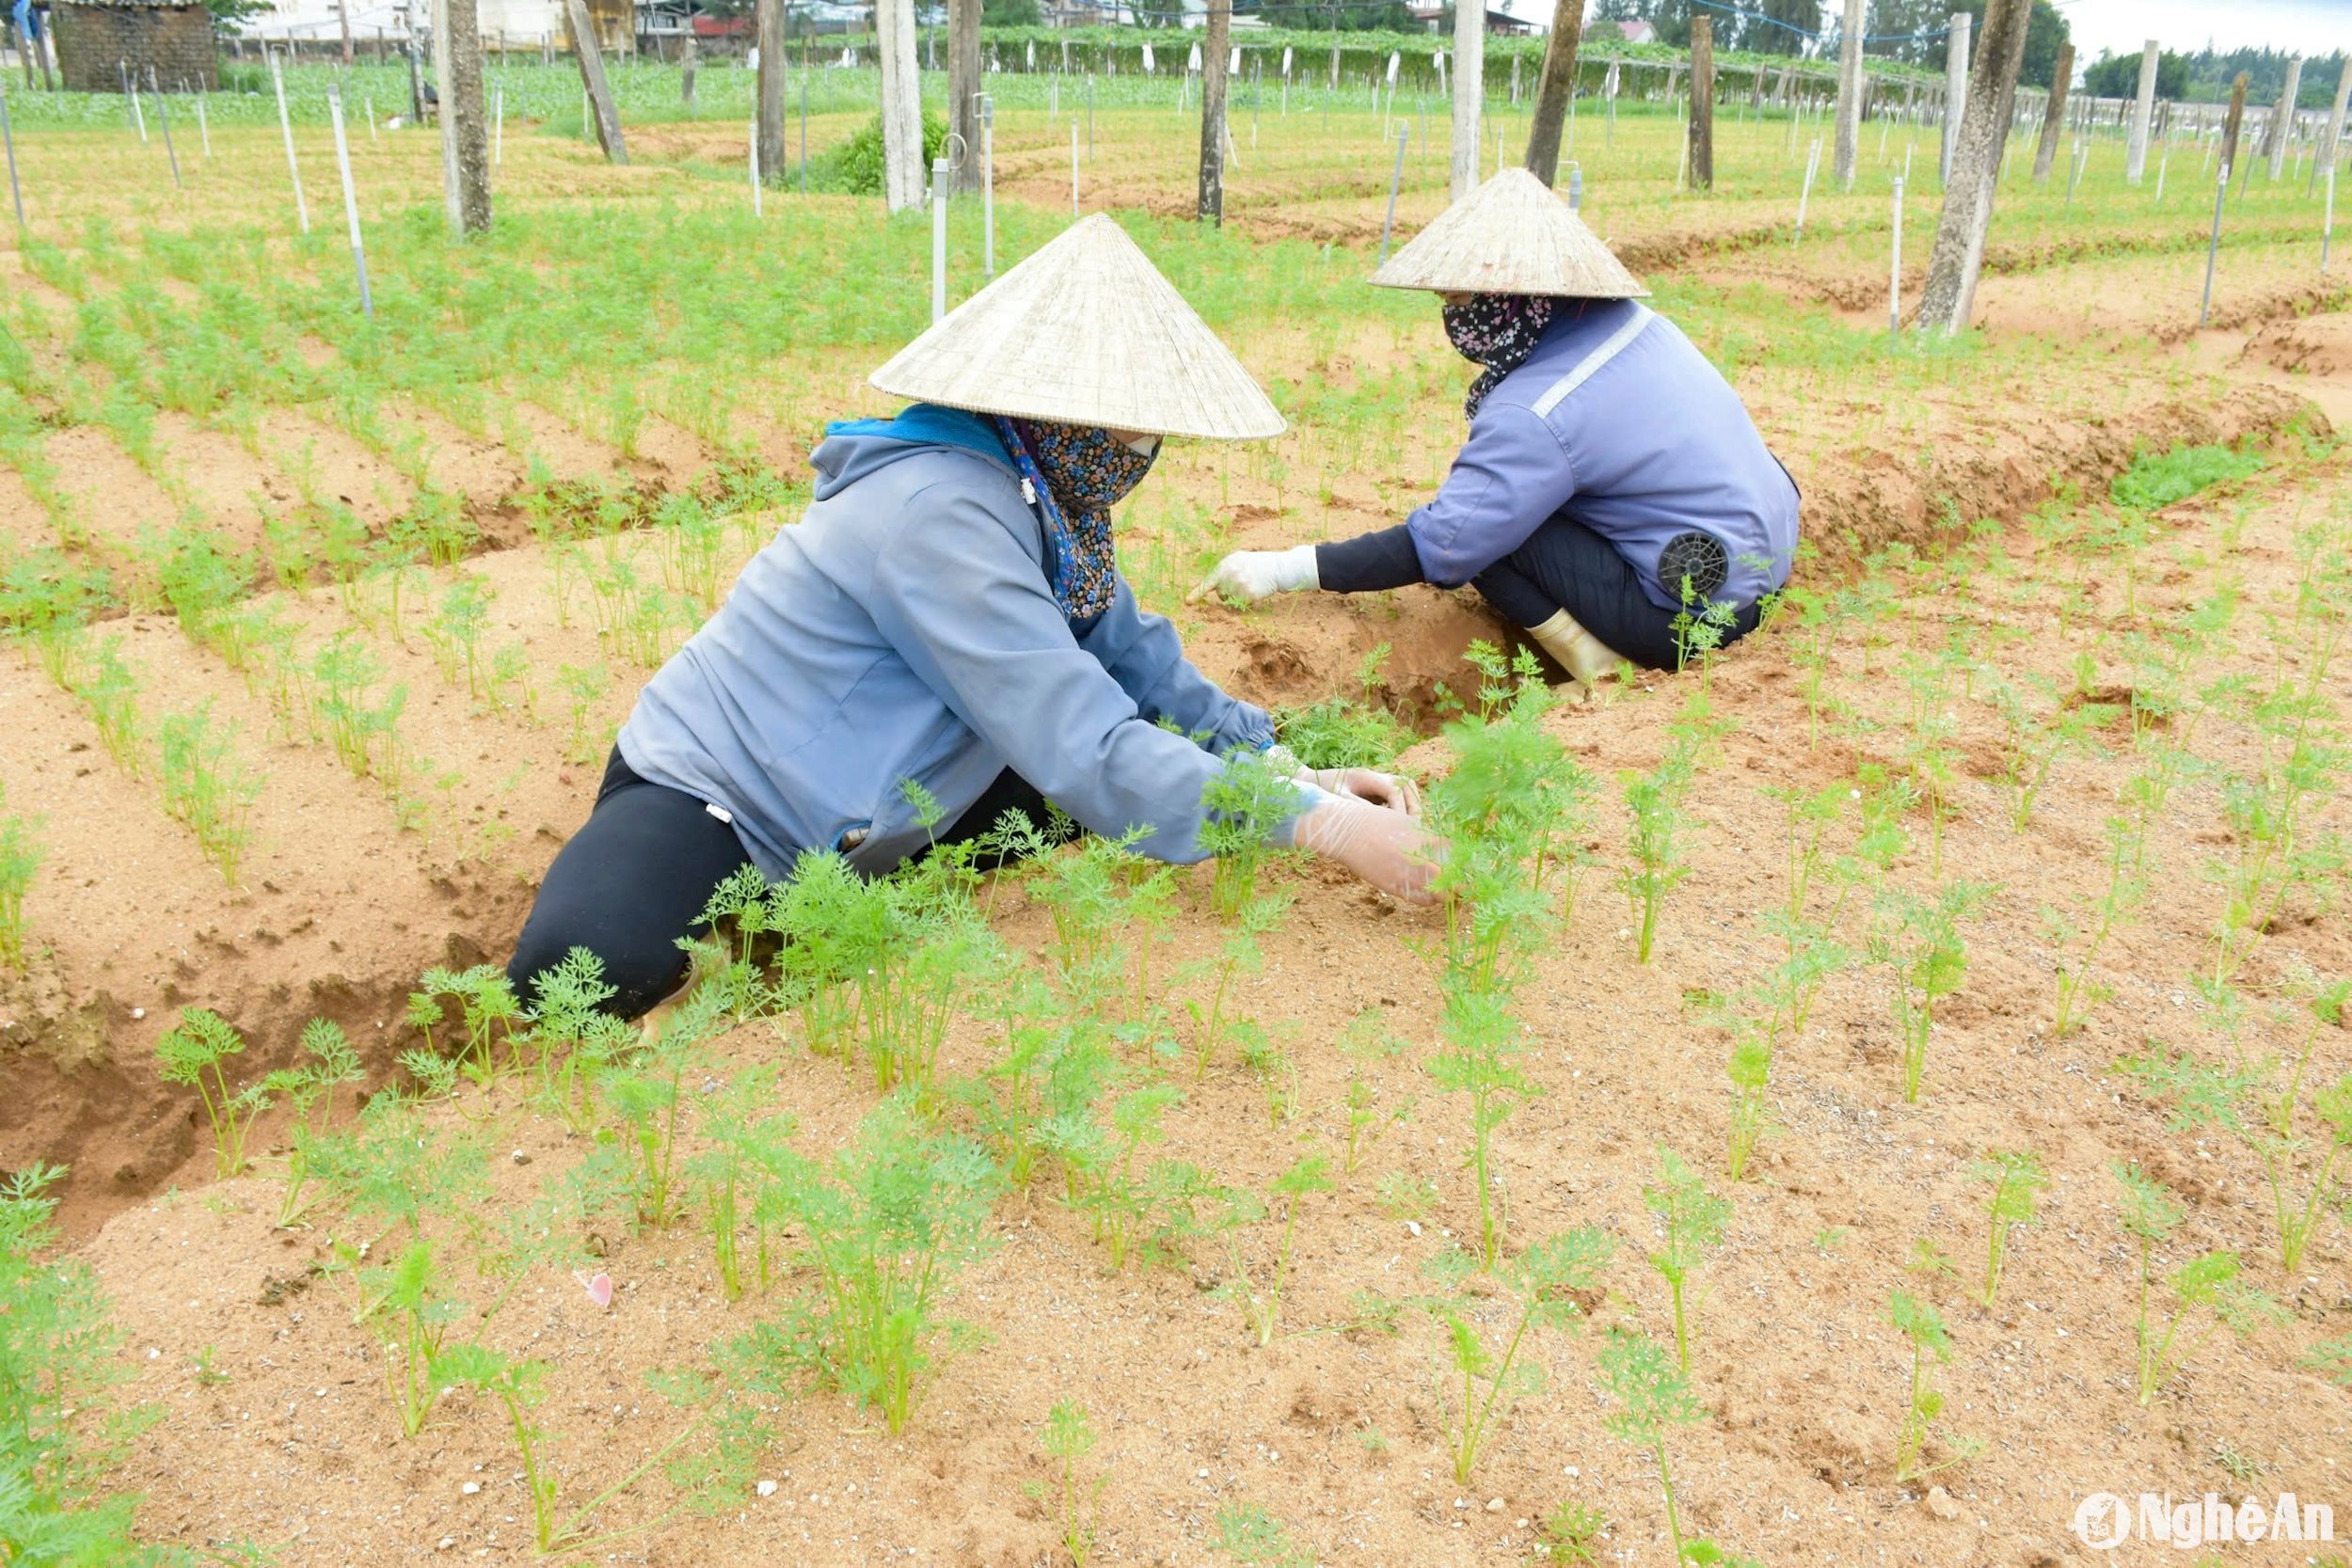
52,0,215,91
1615,18,1653,43
1406,1,1545,34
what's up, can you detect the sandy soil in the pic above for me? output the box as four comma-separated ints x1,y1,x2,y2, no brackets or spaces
5,110,2352,1568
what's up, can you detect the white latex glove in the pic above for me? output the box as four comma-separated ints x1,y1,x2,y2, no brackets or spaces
1294,795,1442,905
1185,545,1320,607
1304,768,1422,818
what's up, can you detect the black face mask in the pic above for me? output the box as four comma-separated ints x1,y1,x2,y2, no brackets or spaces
1440,294,1557,420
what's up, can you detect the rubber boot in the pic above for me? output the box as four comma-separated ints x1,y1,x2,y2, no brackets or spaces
1526,609,1629,687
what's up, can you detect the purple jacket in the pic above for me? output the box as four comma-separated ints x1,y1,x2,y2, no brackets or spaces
1320,300,1800,613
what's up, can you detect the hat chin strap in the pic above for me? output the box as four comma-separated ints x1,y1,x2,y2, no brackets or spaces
1526,609,1628,687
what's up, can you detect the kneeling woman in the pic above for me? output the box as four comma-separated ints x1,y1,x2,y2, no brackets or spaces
507,217,1434,1019
1191,169,1801,683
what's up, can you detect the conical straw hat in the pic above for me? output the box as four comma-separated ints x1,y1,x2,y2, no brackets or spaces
1369,167,1648,299
868,214,1285,440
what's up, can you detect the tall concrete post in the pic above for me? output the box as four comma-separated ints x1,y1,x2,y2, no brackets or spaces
1687,15,1713,191
948,0,980,193
1448,0,1484,199
1520,0,1584,186
2266,56,2302,179
1197,0,1230,222
2219,71,2248,177
1832,0,1865,188
876,0,923,212
1940,10,1970,184
2315,55,2352,197
432,0,491,231
755,0,786,187
2125,40,2157,183
2032,42,2071,182
1920,0,2028,332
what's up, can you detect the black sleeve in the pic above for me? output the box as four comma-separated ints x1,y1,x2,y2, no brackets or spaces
1314,526,1427,594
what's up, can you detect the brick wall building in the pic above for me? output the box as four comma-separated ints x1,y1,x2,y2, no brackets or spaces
54,0,217,93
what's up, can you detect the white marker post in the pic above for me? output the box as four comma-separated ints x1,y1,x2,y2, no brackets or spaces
327,85,372,317
366,96,376,143
1377,125,1408,265
195,91,210,156
1889,174,1903,334
2200,164,2226,325
269,49,310,234
931,155,948,321
1795,136,1820,240
127,69,148,142
0,73,23,233
1070,121,1079,217
2314,166,2333,277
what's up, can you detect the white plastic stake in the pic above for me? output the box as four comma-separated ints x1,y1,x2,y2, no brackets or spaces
1070,121,1079,217
129,75,147,142
2314,166,2333,277
1889,175,1903,334
366,96,376,143
1795,137,1820,240
327,86,372,316
269,49,310,234
930,155,948,322
195,91,210,156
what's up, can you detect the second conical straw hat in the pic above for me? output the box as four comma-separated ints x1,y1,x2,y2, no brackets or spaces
868,214,1285,440
1369,168,1648,299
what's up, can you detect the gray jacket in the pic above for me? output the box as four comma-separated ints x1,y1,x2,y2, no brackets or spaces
616,412,1291,879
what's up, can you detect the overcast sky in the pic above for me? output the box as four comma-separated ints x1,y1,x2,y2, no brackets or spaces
2050,0,2351,65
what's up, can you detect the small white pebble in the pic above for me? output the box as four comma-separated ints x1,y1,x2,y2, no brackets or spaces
1405,1220,1422,1237
436,1538,454,1552
756,1480,778,1498
1454,1498,1469,1511
132,1007,147,1022
460,1481,480,1497
1197,1468,1210,1480
1487,1497,1504,1512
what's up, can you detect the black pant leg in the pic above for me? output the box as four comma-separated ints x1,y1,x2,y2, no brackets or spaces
1471,514,1699,673
931,768,1075,867
506,750,755,1019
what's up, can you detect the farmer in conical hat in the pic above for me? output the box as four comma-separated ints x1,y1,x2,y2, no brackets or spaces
507,215,1433,1020
1189,168,1800,684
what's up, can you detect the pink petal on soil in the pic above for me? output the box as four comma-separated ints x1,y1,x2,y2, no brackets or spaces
573,1269,614,1308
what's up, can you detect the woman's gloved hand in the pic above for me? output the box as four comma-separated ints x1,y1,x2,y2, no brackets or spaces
1185,545,1320,606
1304,768,1422,818
1294,795,1442,905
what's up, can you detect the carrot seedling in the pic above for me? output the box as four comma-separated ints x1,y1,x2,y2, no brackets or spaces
1887,1290,1981,1481
1968,1148,2046,1307
1200,747,1301,920
1427,984,1542,1266
1618,736,1698,964
264,1018,365,1228
1430,1227,1613,1483
1597,1328,1708,1566
1210,1152,1333,1347
1644,1147,1730,1371
0,793,41,972
2112,1163,2283,1404
727,1093,1001,1433
1867,881,1992,1102
1040,1400,1105,1567
154,1006,270,1178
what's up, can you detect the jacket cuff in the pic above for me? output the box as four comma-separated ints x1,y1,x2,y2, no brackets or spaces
1314,526,1426,594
